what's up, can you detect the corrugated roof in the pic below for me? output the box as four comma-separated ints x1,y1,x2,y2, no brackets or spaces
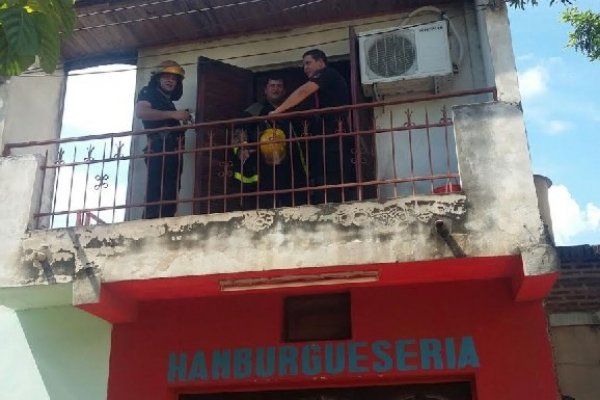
63,0,453,65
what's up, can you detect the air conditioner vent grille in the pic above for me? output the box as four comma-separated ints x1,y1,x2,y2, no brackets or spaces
358,20,453,92
367,33,416,78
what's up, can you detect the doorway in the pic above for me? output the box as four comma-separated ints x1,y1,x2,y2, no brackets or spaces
193,56,372,214
180,382,473,400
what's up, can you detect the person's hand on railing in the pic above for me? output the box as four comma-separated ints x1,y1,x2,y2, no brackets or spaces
171,110,191,122
232,129,255,162
184,109,194,125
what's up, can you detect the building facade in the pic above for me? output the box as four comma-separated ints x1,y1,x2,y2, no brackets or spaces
0,1,562,399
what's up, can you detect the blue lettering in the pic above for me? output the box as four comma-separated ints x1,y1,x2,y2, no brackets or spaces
372,340,393,373
256,347,276,378
233,348,253,379
395,340,417,371
168,352,187,383
348,341,368,373
324,343,345,374
445,338,456,369
168,336,480,381
278,346,299,376
211,349,231,379
458,336,480,368
420,339,443,370
301,344,322,375
188,351,208,381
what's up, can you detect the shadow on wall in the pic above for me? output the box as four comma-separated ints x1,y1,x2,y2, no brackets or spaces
0,79,7,145
16,306,111,400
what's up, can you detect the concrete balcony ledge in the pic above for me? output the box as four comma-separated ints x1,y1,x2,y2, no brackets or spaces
18,194,468,288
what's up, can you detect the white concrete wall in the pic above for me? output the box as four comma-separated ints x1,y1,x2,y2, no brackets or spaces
0,155,45,286
1,73,66,153
453,101,553,275
551,324,600,400
481,1,521,103
1,74,66,225
0,305,111,400
0,79,7,146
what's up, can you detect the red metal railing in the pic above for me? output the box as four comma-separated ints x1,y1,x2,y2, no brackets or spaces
76,211,107,226
3,88,496,229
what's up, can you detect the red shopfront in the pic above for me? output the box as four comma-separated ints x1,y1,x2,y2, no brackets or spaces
97,256,558,400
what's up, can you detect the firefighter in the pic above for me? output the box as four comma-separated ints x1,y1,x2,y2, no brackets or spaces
232,77,308,209
270,49,357,204
135,60,191,219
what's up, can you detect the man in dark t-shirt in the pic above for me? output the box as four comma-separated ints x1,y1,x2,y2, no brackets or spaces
270,49,356,204
135,60,191,219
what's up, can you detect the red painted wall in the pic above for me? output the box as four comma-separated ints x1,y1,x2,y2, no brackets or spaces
107,279,557,400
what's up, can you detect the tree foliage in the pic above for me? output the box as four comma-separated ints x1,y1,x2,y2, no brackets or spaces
507,0,572,9
507,0,600,61
0,0,75,76
562,7,600,60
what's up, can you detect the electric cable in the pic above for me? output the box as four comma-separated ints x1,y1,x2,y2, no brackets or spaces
16,4,488,78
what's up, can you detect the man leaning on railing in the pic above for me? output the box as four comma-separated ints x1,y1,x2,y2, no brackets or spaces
270,49,357,204
135,60,192,219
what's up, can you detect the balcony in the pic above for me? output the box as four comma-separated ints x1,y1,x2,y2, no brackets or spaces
3,90,490,228
0,88,559,319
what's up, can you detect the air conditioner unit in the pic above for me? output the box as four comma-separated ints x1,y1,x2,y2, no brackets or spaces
358,20,452,89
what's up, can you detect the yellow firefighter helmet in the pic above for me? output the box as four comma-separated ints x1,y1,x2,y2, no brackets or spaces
259,128,287,165
153,60,185,79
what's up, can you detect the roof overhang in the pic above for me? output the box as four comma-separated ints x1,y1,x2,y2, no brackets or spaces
65,0,456,68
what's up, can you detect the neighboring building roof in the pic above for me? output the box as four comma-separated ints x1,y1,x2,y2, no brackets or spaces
64,0,451,65
546,245,600,314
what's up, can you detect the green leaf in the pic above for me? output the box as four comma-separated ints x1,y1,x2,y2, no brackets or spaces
27,0,76,34
0,33,20,75
30,0,75,33
0,30,34,75
0,1,75,75
506,0,572,9
0,6,39,55
34,11,59,73
55,0,76,33
562,7,600,61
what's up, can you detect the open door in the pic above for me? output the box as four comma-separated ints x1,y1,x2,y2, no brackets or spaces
194,57,254,214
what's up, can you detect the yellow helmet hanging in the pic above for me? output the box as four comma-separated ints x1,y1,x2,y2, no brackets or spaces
259,128,287,165
153,60,185,79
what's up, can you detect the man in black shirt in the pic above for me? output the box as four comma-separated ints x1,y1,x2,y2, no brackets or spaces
135,60,191,219
233,77,307,209
270,49,356,204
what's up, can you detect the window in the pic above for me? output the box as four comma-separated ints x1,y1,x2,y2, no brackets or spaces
283,292,351,342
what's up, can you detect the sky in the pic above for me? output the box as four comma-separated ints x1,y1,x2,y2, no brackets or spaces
57,2,599,245
57,65,137,227
508,0,600,246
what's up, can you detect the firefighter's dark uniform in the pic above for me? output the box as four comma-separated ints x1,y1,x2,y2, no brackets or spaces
232,101,308,209
308,66,357,203
137,85,185,219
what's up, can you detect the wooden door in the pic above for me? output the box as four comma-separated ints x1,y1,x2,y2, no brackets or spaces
194,57,254,214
